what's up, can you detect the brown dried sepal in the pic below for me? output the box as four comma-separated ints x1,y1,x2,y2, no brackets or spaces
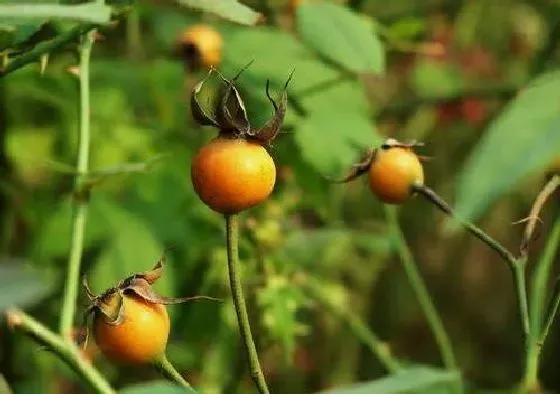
80,252,221,349
190,63,293,145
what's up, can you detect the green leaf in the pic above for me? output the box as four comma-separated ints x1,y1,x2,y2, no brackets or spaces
88,198,174,296
175,0,261,26
0,3,111,24
455,71,560,221
410,59,464,98
294,80,380,175
0,375,12,394
222,26,340,93
0,21,44,51
0,262,50,312
296,2,385,74
319,366,461,394
120,380,196,394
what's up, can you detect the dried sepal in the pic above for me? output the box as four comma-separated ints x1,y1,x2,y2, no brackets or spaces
96,290,125,326
82,276,97,300
191,69,220,128
381,138,424,150
328,148,375,183
123,277,221,305
248,70,294,144
215,62,253,134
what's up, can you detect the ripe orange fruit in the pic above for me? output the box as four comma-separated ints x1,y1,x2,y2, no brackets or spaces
93,294,170,364
191,136,276,214
178,24,222,69
368,146,424,204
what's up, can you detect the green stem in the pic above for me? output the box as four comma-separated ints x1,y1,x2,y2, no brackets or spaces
302,276,401,373
539,280,560,351
414,185,530,339
524,215,560,391
59,30,94,339
125,7,143,61
385,206,457,371
225,214,270,394
514,262,531,341
0,24,95,77
7,309,114,394
153,355,196,392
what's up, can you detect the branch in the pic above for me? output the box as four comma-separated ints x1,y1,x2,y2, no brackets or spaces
0,24,95,77
300,275,401,373
413,184,517,267
6,309,115,394
413,184,530,340
385,206,457,371
59,28,95,339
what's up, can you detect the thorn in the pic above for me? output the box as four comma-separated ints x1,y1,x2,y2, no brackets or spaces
39,53,49,75
66,65,80,77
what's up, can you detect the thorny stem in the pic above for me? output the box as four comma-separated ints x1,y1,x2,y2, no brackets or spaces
0,24,96,77
225,214,270,394
6,309,115,394
524,215,560,391
384,206,458,371
301,275,401,373
153,355,196,391
59,30,94,339
413,184,531,339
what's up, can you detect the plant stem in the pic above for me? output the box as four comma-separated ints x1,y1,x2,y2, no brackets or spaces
385,206,457,371
153,355,196,392
539,279,560,351
225,214,270,394
0,24,95,77
301,275,401,373
6,309,115,394
524,215,560,391
59,30,94,340
414,185,531,339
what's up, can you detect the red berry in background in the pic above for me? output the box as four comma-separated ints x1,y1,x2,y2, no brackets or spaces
436,102,462,126
461,99,487,127
458,45,498,79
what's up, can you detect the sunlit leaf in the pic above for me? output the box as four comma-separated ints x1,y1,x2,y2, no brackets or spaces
455,71,560,221
120,380,196,394
294,80,380,175
296,2,385,74
0,3,111,24
175,0,261,26
319,366,461,394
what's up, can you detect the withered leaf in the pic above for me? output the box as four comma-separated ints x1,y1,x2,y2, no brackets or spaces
327,148,374,183
124,277,222,305
381,138,424,150
249,71,293,144
96,290,125,325
191,69,220,128
215,64,251,134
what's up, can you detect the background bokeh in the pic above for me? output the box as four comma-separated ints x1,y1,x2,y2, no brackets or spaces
0,0,559,393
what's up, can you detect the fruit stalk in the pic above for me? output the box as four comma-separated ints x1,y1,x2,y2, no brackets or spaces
385,206,457,371
225,214,270,394
412,184,530,339
59,29,95,339
7,309,115,394
153,355,196,392
300,275,401,373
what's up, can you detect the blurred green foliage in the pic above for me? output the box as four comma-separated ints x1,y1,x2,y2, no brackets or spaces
0,0,559,393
